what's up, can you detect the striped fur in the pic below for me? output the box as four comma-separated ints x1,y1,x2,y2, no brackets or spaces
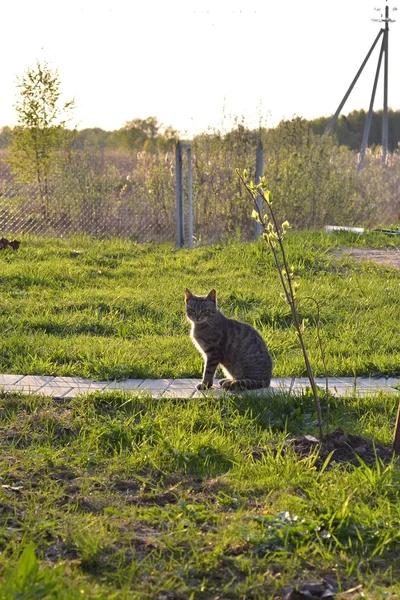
185,289,273,391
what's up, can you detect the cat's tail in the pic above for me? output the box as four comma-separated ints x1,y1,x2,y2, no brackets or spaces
220,378,271,391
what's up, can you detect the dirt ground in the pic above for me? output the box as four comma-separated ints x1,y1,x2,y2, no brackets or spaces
254,428,395,469
330,247,400,269
284,428,394,469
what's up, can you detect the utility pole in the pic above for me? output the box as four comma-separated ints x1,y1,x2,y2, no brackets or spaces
323,1,397,168
380,2,391,162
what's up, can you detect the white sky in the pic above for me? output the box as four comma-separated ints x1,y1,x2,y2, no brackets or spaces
1,0,399,136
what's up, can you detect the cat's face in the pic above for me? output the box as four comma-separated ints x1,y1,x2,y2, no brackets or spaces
185,289,217,323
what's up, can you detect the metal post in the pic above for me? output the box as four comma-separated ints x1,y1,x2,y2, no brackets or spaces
323,29,384,137
382,4,389,163
255,141,264,238
186,146,194,249
175,142,184,248
358,35,386,170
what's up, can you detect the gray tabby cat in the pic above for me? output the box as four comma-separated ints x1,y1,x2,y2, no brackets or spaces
185,288,273,391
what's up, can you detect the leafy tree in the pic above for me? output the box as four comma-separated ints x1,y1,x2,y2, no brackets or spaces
72,127,110,149
106,117,178,153
8,60,75,215
156,124,179,153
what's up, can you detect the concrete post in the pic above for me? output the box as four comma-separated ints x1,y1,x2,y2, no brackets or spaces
186,145,193,248
175,142,184,248
255,141,264,239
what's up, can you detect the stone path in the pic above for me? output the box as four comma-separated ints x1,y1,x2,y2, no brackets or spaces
0,374,399,400
330,246,400,270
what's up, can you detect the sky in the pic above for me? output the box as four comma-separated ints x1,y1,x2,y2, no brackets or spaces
1,0,399,137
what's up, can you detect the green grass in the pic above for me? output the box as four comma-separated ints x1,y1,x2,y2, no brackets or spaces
0,230,399,379
1,232,400,597
0,389,399,599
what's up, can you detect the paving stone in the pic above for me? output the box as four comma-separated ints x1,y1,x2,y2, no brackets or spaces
386,377,400,389
295,377,355,388
163,379,201,398
193,380,296,398
355,379,400,396
36,386,73,398
0,374,397,400
163,387,196,398
138,379,173,391
228,388,276,398
105,379,144,390
137,389,167,398
171,378,202,387
0,384,43,394
194,386,290,399
330,388,354,397
292,377,355,398
0,374,24,385
51,376,108,388
61,388,85,399
270,378,298,392
327,384,355,397
356,387,399,397
192,387,225,399
356,377,399,390
62,386,109,399
18,375,55,387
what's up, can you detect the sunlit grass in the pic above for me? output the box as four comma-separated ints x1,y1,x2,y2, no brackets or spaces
0,231,399,380
0,389,399,598
1,231,400,597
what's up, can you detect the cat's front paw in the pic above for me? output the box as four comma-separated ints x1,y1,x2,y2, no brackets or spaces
196,381,213,391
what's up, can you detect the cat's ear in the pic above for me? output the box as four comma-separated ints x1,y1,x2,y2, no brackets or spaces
207,289,217,304
185,288,193,301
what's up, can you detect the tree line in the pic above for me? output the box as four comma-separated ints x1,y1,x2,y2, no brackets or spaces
2,109,400,154
310,109,400,152
1,58,399,154
0,116,179,153
0,61,399,241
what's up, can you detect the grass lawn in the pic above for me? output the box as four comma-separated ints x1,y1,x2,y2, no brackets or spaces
0,231,400,598
0,230,399,380
0,389,399,599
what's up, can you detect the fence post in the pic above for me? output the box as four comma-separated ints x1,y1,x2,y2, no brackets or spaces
186,145,194,249
255,141,264,239
175,142,184,248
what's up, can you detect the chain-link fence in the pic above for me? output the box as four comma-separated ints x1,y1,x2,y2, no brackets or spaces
0,147,176,242
1,123,400,245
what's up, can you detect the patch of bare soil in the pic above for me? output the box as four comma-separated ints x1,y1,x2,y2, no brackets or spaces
286,428,393,469
254,428,394,469
0,237,20,250
283,578,364,599
330,247,400,269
